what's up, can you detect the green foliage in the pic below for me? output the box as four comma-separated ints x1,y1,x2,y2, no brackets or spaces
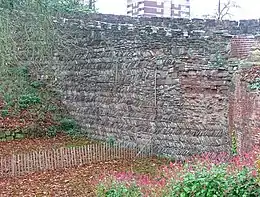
13,66,29,77
98,165,259,197
47,126,58,137
257,159,260,185
18,94,41,109
0,0,86,138
209,52,227,67
97,183,141,197
0,0,96,13
30,81,44,89
0,65,41,112
231,132,237,155
249,78,260,91
107,136,116,146
64,128,80,137
59,118,81,137
45,117,81,138
165,166,259,197
1,109,9,117
46,104,57,112
0,12,13,67
43,0,96,13
60,118,77,131
226,168,260,197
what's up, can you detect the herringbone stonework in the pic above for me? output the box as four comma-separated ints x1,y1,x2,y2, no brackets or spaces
22,13,260,158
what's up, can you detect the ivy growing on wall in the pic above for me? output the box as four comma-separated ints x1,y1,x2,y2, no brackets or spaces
248,78,260,91
209,52,227,67
231,132,237,155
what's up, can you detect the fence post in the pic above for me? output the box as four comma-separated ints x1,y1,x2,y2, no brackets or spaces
11,154,15,176
0,141,156,178
0,157,2,177
61,147,64,168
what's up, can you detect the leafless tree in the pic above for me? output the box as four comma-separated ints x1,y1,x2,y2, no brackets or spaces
216,0,239,20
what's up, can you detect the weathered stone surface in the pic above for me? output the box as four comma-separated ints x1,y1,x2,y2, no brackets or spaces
25,13,260,158
43,14,249,159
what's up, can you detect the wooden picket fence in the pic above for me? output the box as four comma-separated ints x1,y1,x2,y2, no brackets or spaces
0,142,152,178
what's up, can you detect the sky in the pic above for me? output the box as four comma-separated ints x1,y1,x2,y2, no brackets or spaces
95,0,260,20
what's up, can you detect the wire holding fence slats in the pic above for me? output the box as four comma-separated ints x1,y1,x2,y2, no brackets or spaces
0,142,153,178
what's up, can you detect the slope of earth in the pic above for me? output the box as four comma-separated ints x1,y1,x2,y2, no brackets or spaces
0,63,81,142
0,8,82,141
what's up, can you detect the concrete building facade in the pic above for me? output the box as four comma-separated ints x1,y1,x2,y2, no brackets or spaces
127,0,191,18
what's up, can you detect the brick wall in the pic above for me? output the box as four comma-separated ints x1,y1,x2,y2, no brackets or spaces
230,66,260,153
231,37,255,59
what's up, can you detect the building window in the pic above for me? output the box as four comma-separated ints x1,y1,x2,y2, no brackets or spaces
157,1,163,6
173,9,180,14
182,6,190,12
139,9,145,15
157,8,162,13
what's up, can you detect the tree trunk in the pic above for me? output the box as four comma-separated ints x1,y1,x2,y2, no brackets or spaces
218,0,221,20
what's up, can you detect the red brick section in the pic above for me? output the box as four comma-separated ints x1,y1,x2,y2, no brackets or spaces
229,66,260,153
231,37,255,59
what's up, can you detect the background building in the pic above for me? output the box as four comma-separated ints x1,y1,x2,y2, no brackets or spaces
127,0,191,18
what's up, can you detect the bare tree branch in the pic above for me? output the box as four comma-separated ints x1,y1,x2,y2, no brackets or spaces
213,0,240,20
218,1,230,19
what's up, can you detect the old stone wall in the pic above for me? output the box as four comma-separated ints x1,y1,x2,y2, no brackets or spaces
51,14,260,159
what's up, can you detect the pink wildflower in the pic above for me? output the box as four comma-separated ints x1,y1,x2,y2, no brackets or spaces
251,170,258,177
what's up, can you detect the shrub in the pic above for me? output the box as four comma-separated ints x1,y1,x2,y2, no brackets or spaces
59,118,81,137
227,168,260,197
231,131,237,155
249,78,260,90
95,148,260,197
30,81,44,89
46,126,58,137
165,166,259,197
18,94,41,109
1,109,9,117
59,118,77,131
97,183,141,197
107,136,116,146
257,157,260,185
